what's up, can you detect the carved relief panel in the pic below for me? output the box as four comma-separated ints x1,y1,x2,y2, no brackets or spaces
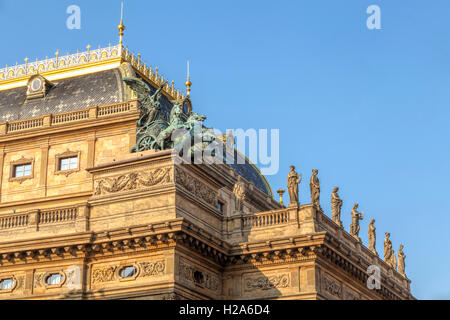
321,273,343,299
178,259,220,294
90,259,166,287
93,166,173,196
175,168,217,207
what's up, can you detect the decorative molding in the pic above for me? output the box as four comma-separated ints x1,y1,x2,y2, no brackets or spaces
175,168,217,207
94,167,172,196
244,273,290,292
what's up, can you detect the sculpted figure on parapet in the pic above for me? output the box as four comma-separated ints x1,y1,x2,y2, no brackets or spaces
384,232,397,271
331,187,343,227
398,244,406,277
233,176,246,213
349,204,364,241
310,169,322,211
368,219,377,255
287,166,301,206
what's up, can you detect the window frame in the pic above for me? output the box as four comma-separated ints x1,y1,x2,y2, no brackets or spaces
217,200,225,214
9,157,34,183
0,277,17,293
116,263,140,282
45,273,63,286
55,150,81,177
42,271,66,289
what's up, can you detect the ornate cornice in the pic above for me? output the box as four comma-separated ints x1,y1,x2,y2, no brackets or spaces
0,217,413,300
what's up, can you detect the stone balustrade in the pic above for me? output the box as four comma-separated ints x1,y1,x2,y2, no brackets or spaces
38,207,78,225
0,100,138,135
0,205,88,235
242,209,290,229
0,213,29,230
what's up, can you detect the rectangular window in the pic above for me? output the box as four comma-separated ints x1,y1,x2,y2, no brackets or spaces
218,201,225,213
59,156,78,171
14,164,32,178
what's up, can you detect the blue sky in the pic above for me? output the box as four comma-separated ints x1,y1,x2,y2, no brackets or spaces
1,0,449,299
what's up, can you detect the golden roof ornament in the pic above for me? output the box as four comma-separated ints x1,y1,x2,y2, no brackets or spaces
118,1,126,46
185,60,192,97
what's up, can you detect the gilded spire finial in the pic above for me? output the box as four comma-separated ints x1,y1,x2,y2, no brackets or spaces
185,60,192,97
118,1,126,46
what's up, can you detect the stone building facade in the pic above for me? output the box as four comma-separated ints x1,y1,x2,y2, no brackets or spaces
0,43,413,300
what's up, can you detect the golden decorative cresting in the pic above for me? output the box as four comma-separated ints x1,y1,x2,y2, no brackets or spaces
0,2,186,101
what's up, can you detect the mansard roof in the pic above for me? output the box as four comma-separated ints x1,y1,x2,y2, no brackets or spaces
0,69,124,122
0,44,272,197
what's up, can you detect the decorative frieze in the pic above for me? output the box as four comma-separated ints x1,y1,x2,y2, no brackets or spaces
139,260,165,277
15,276,25,291
91,259,166,285
179,261,219,292
33,273,45,288
322,275,342,298
92,266,117,284
343,288,360,300
175,168,217,207
244,273,290,292
94,167,172,196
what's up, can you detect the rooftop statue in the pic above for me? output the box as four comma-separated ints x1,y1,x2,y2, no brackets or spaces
176,112,219,160
153,101,185,151
368,219,377,255
123,77,169,152
350,204,364,241
331,187,343,227
123,77,167,127
384,232,397,271
398,244,406,277
310,169,322,211
123,77,218,155
287,166,301,206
